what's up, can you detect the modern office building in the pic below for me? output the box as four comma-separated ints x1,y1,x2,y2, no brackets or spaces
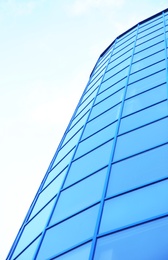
7,8,168,260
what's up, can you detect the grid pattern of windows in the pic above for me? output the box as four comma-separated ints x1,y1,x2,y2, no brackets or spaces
7,9,168,260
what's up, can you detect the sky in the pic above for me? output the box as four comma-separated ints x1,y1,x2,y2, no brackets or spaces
1,0,167,259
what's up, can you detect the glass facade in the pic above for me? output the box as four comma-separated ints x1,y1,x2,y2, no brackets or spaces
7,9,168,260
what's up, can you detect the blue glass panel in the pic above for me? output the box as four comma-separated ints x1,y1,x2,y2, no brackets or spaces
44,167,68,189
53,243,91,260
137,27,163,45
52,147,75,173
89,89,124,120
75,98,93,118
12,199,55,259
135,34,164,53
114,117,168,161
91,67,106,85
126,71,166,98
64,140,113,187
123,84,167,116
50,168,107,224
139,15,162,30
59,129,83,161
30,170,67,218
129,60,165,84
61,127,83,148
95,217,168,260
86,75,102,93
95,86,124,104
138,22,163,37
75,124,115,158
114,35,135,53
109,49,133,68
117,28,136,45
36,205,99,259
100,180,168,233
133,41,164,61
71,109,90,129
62,111,89,144
93,58,109,77
107,144,168,197
107,56,131,72
82,107,119,139
82,84,99,104
104,66,129,82
131,50,165,74
120,101,168,134
112,42,133,59
14,236,40,260
99,77,125,94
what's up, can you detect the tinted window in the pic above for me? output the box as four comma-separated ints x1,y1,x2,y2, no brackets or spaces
100,180,168,233
107,144,168,197
64,140,113,187
37,205,99,259
95,217,168,260
114,118,168,161
50,168,107,224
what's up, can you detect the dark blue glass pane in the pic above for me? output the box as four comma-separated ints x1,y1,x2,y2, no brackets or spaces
107,144,168,197
95,217,168,260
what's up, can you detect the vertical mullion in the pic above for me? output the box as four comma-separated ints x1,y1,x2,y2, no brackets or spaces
89,24,140,260
163,11,168,107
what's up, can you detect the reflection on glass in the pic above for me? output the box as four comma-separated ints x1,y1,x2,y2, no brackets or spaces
12,199,55,259
76,124,115,158
114,118,168,161
37,205,99,259
53,243,91,260
100,180,168,233
107,144,168,197
50,168,107,224
15,236,41,260
123,84,167,116
120,101,168,134
64,140,113,187
95,217,168,260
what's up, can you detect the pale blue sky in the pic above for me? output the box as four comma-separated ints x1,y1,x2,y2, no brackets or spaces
1,1,167,259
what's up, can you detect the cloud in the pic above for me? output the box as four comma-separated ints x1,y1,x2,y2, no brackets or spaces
65,0,125,16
